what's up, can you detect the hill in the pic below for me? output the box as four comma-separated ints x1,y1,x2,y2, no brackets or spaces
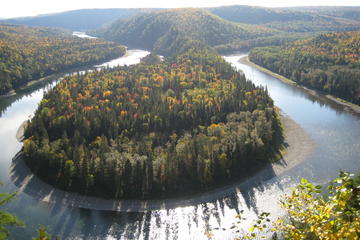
283,6,360,22
208,5,315,24
208,5,360,33
93,8,278,56
0,24,125,95
249,31,360,105
4,6,360,34
1,9,155,31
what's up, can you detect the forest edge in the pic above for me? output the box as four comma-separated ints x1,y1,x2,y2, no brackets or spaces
11,113,315,211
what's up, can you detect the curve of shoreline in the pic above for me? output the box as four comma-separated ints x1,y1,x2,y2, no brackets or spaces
240,56,360,115
10,113,316,212
0,52,129,99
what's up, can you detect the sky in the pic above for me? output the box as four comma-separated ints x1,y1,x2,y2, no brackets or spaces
1,0,360,19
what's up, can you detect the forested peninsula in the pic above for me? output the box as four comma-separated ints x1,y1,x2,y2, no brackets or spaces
249,31,360,105
23,48,283,199
0,24,126,95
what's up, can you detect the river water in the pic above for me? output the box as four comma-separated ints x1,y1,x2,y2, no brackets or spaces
0,51,359,239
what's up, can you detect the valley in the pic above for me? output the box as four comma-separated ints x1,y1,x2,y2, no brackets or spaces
0,5,359,240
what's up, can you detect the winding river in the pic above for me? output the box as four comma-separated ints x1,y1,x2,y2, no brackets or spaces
0,47,359,239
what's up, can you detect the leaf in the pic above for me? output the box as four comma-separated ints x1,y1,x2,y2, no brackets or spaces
301,178,308,184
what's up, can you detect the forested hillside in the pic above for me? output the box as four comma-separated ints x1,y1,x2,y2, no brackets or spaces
0,24,126,95
1,9,153,30
249,31,360,105
5,6,360,33
94,8,360,55
208,5,360,33
208,5,315,24
93,8,279,56
23,48,282,199
285,6,360,22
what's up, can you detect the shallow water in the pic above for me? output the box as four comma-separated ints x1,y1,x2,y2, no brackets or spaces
0,53,359,239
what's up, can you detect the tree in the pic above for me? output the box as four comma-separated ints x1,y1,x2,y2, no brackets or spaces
32,227,56,240
277,171,360,239
0,183,25,240
211,171,360,240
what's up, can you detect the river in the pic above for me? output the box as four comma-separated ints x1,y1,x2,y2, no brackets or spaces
0,51,359,239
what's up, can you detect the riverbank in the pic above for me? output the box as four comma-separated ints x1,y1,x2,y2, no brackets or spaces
240,56,360,114
10,113,315,212
0,53,127,99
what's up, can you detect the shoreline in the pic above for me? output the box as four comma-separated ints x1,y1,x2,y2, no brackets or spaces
240,56,360,115
11,113,316,212
0,53,127,99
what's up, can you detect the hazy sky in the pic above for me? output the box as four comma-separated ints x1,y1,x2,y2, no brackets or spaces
2,0,360,18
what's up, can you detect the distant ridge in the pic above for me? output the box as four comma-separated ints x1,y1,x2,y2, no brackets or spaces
2,6,360,31
1,8,159,31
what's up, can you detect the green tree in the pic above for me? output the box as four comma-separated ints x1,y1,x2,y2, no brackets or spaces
32,226,54,240
277,171,360,239
0,183,25,240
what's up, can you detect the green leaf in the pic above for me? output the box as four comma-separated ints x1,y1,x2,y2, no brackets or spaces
301,178,308,184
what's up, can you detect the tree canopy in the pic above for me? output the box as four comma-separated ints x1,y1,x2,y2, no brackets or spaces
0,24,126,94
249,31,360,105
23,48,283,199
0,183,24,240
93,8,279,56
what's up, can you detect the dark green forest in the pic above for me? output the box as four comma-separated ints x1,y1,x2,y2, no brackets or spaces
23,48,282,199
209,6,360,33
249,31,360,105
93,8,281,56
93,8,360,56
0,24,126,94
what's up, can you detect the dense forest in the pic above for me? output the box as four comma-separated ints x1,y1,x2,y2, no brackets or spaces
23,48,282,199
0,24,126,94
208,5,315,24
249,31,360,105
93,8,360,56
286,6,360,22
93,8,279,56
4,5,360,33
208,6,360,32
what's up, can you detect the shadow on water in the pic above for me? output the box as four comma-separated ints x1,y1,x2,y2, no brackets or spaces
9,150,286,239
10,150,284,214
51,207,149,239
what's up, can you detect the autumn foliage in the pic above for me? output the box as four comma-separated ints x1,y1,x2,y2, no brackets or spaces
23,49,282,199
249,31,360,105
0,24,126,94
